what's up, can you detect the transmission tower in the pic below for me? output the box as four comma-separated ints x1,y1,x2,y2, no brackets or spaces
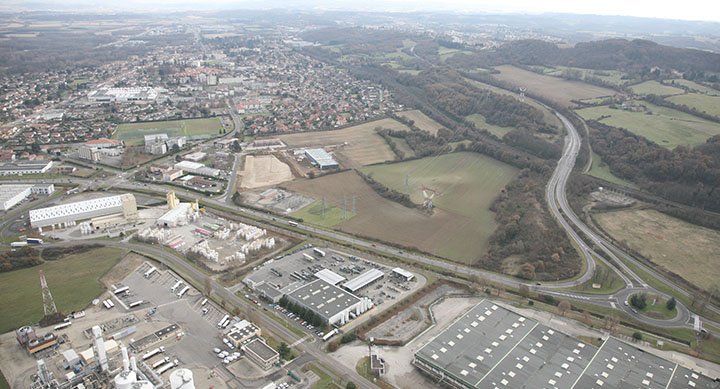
39,270,58,317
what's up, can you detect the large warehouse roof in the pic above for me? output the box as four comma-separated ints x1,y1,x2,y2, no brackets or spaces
304,148,337,168
314,269,345,285
29,194,134,228
414,300,718,389
344,268,384,292
287,279,360,321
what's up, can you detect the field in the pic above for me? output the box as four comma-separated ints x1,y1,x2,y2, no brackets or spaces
0,247,126,334
397,110,444,135
388,136,415,158
277,118,405,167
667,93,720,116
288,152,518,263
238,155,293,189
113,117,224,146
492,65,616,107
669,79,720,95
292,200,356,228
577,102,720,148
530,65,632,87
629,81,684,96
594,209,720,290
586,152,637,188
466,113,514,138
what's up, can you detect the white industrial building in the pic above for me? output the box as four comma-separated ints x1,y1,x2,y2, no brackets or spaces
286,279,372,326
174,160,220,177
392,267,414,281
343,268,385,293
314,269,346,286
88,87,158,103
0,184,55,211
29,193,138,231
0,160,53,176
304,148,339,170
157,202,194,228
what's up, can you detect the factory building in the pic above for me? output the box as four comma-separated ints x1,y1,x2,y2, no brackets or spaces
241,338,279,370
413,300,718,389
0,184,54,211
88,87,158,103
0,160,53,176
314,269,345,286
29,194,138,232
343,268,384,293
285,279,372,326
226,320,261,348
174,161,221,177
392,267,414,281
304,148,339,170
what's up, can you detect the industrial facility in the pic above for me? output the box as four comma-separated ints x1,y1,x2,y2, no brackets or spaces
87,87,158,103
303,148,338,170
0,184,54,210
0,160,53,176
413,300,717,389
285,279,373,326
29,193,138,232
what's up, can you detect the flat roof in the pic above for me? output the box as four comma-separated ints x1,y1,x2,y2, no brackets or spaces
287,279,361,321
344,268,384,292
29,194,133,225
244,338,278,361
392,267,414,279
315,268,345,286
304,148,337,167
415,301,717,389
0,161,52,170
0,184,32,202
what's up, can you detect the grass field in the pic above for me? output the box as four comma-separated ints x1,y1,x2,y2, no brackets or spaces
594,209,720,290
466,113,514,138
113,117,224,146
537,66,631,87
667,93,720,116
293,200,356,228
277,118,406,167
629,81,684,96
577,102,720,148
586,152,637,188
0,247,126,334
397,110,444,135
0,372,7,389
464,78,563,130
438,46,472,61
492,65,616,107
635,295,677,320
566,255,624,295
669,79,720,96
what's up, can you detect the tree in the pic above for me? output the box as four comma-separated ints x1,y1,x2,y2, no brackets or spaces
666,297,676,311
278,342,291,360
346,382,357,389
558,300,571,316
519,284,530,298
632,332,643,341
630,293,647,310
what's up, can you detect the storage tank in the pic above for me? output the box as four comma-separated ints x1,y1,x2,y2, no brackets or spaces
113,370,137,389
169,368,195,389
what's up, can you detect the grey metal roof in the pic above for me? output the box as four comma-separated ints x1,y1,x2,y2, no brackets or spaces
304,148,337,167
287,279,360,321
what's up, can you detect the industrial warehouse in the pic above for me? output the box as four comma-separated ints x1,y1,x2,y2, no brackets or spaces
28,194,138,232
244,247,420,327
0,184,54,211
413,300,717,389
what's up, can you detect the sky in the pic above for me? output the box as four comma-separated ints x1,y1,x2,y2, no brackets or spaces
12,0,720,23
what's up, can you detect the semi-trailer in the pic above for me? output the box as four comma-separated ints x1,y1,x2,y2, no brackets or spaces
142,347,165,361
113,286,130,295
151,357,170,369
170,280,182,292
143,267,157,278
156,359,178,375
313,248,326,257
129,300,144,308
177,286,190,298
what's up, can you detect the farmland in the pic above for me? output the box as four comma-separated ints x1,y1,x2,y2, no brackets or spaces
594,209,720,290
113,117,224,146
288,152,519,264
577,101,720,148
466,113,514,138
667,93,720,116
492,65,615,107
0,247,126,334
530,65,632,87
292,200,356,228
397,110,444,135
629,80,684,96
277,118,405,167
586,152,637,188
669,79,720,95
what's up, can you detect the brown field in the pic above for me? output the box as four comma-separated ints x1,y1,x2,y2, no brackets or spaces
397,110,444,135
493,65,616,107
594,209,720,290
238,154,293,189
276,118,404,167
286,169,500,264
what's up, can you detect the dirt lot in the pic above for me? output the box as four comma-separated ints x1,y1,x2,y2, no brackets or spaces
594,209,720,290
397,110,443,135
286,171,493,264
238,154,294,189
276,118,406,167
492,65,616,107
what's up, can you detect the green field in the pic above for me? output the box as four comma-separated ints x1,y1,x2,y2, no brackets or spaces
113,117,224,146
466,114,514,138
629,81,684,96
577,102,720,148
667,93,720,116
543,66,632,87
0,247,126,333
438,46,472,61
360,152,518,262
293,200,356,228
587,152,637,188
669,79,720,95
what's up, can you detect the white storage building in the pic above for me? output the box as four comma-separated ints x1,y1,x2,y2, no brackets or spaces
0,161,53,176
343,268,384,293
314,269,345,286
286,279,372,326
29,194,138,231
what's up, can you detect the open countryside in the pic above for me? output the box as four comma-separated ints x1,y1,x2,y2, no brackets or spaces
276,118,405,167
577,102,720,148
586,152,637,188
492,65,615,106
667,93,720,116
397,110,444,135
0,247,125,334
112,117,224,146
629,80,685,96
594,209,720,290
